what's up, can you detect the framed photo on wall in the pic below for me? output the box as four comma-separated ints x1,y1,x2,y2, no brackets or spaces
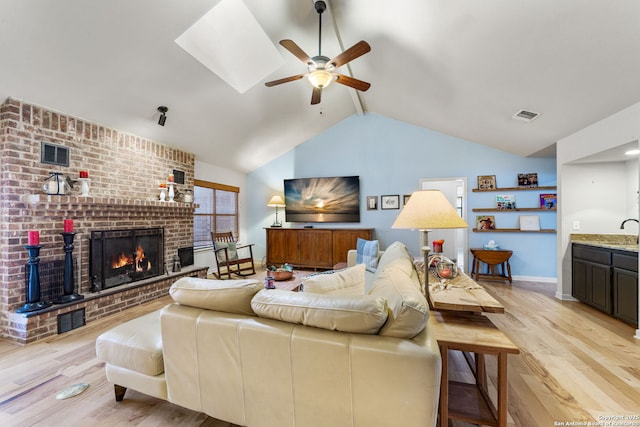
366,196,378,210
403,194,412,207
381,195,400,210
477,175,497,190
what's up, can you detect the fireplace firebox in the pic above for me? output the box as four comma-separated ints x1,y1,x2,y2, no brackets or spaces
90,228,164,291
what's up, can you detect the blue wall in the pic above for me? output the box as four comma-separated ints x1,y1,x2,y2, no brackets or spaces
247,113,557,278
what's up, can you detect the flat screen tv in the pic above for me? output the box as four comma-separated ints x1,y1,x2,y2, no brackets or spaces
284,176,360,223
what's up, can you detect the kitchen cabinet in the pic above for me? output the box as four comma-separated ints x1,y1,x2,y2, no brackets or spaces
612,252,639,325
266,228,374,270
572,243,638,325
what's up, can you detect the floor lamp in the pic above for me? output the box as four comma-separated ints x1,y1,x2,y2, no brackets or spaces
267,195,286,227
392,190,468,295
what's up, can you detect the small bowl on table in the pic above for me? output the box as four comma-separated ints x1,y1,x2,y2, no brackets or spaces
269,270,293,281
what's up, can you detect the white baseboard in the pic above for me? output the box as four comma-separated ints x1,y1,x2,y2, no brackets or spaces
512,275,557,284
555,292,579,301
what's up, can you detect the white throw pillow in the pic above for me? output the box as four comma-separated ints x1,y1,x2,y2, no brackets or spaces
251,289,388,334
170,277,262,315
302,264,366,295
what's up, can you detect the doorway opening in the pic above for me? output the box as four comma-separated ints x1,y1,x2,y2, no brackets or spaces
419,177,468,272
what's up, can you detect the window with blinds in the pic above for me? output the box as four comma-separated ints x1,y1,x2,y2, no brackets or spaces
193,180,239,248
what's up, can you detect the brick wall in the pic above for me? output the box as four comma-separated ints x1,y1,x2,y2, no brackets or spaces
0,97,199,343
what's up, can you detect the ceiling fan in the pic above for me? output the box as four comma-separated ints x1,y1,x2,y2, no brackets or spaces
264,0,371,105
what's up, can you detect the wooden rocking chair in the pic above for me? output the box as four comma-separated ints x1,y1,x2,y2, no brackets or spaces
211,232,256,279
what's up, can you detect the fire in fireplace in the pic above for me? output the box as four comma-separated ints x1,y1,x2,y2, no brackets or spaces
90,228,164,291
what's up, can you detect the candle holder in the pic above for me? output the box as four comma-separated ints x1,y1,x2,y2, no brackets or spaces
168,182,175,202
78,177,90,196
53,232,84,304
17,245,52,313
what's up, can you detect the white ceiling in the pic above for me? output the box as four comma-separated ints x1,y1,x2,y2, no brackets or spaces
1,0,639,173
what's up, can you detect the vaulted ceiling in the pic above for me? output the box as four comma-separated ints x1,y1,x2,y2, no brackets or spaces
1,0,639,173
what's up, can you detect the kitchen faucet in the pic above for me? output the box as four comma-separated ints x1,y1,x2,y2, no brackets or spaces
619,218,640,243
619,218,639,229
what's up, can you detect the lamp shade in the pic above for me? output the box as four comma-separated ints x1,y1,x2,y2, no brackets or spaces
392,190,468,230
308,70,334,88
267,195,286,207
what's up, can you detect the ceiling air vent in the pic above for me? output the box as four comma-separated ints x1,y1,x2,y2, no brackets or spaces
512,110,541,123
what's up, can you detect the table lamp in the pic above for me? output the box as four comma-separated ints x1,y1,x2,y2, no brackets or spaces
392,189,468,291
267,195,286,227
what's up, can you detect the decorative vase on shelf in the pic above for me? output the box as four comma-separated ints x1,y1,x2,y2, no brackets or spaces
159,187,167,201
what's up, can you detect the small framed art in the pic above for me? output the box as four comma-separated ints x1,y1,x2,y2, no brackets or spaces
496,194,516,210
366,196,378,210
519,215,541,231
517,173,538,188
403,194,412,207
476,215,496,230
539,193,557,209
477,175,496,190
381,195,400,210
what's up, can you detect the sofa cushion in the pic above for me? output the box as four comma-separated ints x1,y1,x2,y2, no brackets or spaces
302,264,365,295
96,310,164,376
375,241,414,274
356,238,380,273
251,289,388,334
369,268,429,339
170,277,262,315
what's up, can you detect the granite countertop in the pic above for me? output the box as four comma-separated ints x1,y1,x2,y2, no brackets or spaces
571,233,638,253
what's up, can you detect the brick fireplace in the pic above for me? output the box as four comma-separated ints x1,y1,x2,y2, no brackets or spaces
0,98,207,344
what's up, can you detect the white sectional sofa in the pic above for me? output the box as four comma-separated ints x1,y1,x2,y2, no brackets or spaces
96,241,441,427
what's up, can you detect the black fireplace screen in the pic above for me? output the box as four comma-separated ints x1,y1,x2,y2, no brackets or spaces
90,228,164,291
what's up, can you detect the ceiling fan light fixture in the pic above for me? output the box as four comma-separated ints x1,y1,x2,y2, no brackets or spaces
308,69,333,88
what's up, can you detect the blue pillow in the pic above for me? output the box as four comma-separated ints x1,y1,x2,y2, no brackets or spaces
356,238,379,273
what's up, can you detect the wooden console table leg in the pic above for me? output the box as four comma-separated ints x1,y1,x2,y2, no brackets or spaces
497,352,508,427
476,353,487,390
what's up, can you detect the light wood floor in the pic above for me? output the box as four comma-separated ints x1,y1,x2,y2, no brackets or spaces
0,277,638,426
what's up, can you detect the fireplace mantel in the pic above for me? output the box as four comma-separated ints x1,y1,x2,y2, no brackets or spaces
16,194,197,214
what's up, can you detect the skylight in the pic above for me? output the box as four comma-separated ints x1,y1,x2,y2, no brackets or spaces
175,0,284,94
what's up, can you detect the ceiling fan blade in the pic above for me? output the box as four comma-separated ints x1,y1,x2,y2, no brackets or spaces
265,74,306,87
280,39,314,65
329,41,371,68
311,87,322,105
334,74,371,92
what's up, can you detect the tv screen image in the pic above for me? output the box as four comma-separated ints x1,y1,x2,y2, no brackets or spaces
284,176,360,223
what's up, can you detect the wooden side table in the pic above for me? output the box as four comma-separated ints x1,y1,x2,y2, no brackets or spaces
470,248,513,283
428,311,519,427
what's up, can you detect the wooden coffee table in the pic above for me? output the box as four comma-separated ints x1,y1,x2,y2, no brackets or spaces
272,273,309,292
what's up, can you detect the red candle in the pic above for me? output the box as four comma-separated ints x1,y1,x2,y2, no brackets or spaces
27,230,39,245
63,219,74,233
439,268,451,278
79,170,89,178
